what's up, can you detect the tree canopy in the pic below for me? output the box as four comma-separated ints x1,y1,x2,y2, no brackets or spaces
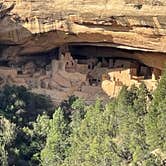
1,71,166,165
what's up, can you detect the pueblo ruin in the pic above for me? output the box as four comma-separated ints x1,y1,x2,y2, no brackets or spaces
0,44,161,103
0,0,166,103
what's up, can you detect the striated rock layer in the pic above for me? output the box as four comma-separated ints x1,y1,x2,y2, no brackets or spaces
0,0,166,102
1,0,166,67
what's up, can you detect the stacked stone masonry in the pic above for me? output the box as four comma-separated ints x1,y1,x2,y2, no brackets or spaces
0,46,161,103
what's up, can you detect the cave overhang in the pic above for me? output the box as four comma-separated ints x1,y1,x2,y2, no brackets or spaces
67,43,166,70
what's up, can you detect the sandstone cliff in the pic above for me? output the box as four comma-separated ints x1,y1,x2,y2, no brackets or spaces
0,0,166,103
1,0,166,69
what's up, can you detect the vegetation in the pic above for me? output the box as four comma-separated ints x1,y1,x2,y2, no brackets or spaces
0,85,53,165
1,70,166,165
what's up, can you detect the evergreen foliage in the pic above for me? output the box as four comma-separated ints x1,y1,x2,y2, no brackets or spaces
1,70,166,166
0,85,53,126
145,69,166,154
0,116,16,166
41,108,69,166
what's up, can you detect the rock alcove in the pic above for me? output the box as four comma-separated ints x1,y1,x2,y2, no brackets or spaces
1,0,166,103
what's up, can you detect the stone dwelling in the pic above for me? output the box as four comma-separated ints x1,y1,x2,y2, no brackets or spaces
0,46,162,103
0,49,107,103
102,59,161,97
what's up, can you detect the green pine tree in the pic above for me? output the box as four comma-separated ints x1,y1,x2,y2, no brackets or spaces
65,100,120,166
41,108,69,166
145,69,166,153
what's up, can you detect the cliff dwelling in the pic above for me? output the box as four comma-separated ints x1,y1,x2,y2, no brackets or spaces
1,0,166,103
0,43,162,103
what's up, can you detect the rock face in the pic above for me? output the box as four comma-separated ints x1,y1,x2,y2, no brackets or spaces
0,0,166,102
1,1,166,63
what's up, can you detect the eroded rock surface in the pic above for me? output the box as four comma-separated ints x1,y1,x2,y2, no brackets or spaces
0,1,166,67
0,0,166,103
